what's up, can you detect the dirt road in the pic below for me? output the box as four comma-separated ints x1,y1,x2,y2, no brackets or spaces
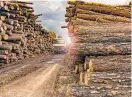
0,54,64,97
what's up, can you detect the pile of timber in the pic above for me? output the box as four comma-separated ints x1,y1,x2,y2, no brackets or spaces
63,1,131,96
0,1,54,65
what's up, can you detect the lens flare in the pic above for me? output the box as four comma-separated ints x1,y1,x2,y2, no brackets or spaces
66,37,72,44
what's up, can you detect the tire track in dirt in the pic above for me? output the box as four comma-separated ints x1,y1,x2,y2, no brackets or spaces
0,64,60,97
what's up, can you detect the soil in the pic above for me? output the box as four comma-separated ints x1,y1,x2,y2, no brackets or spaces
0,54,65,97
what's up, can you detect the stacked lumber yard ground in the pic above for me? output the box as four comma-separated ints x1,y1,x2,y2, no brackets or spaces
0,1,55,66
63,1,131,97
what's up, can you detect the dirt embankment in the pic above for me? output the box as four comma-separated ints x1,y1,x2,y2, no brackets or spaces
54,54,78,97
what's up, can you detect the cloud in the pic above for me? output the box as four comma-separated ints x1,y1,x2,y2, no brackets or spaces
32,1,67,38
32,0,129,41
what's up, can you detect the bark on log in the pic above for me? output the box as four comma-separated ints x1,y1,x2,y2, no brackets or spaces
4,23,14,30
0,35,2,41
0,55,7,60
0,12,15,18
6,35,23,42
0,45,12,50
76,8,103,15
61,26,68,28
67,1,131,18
71,72,131,96
0,20,3,25
12,30,23,34
76,14,130,23
74,22,131,35
66,8,131,23
10,1,33,4
0,50,8,55
76,4,131,18
69,42,131,56
85,55,130,72
71,33,131,43
6,30,12,35
4,18,14,25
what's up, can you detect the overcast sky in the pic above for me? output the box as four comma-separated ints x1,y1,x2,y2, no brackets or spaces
30,0,130,41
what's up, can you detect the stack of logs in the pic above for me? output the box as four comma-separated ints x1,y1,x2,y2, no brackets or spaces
0,1,54,65
63,1,131,96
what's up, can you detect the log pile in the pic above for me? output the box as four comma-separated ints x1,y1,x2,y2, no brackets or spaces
0,1,54,65
63,1,131,96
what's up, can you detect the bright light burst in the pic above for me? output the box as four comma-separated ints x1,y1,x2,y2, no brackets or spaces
66,37,72,44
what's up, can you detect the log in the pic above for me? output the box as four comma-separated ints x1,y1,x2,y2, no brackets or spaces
8,5,15,10
4,23,14,30
0,16,6,21
27,9,34,13
11,1,33,5
18,4,33,9
76,14,131,23
71,9,131,23
0,20,3,25
71,33,131,43
70,72,131,97
2,34,8,40
69,42,131,56
13,22,20,26
6,35,23,41
3,2,19,7
85,55,130,72
76,4,131,18
65,13,76,17
35,14,43,17
3,5,9,11
0,50,8,55
4,18,14,25
9,53,17,61
0,27,5,32
74,22,131,35
0,1,55,64
0,59,9,64
0,55,7,60
0,35,2,41
0,2,4,7
6,30,12,35
0,8,19,15
36,20,41,22
2,25,7,31
0,12,15,18
0,41,2,45
12,30,23,34
61,26,68,28
76,8,103,15
0,45,12,50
